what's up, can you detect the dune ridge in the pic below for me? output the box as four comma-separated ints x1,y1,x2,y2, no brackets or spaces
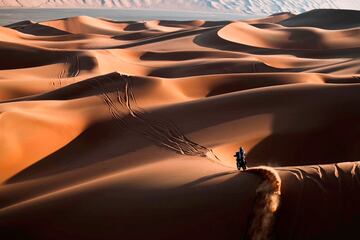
0,9,359,240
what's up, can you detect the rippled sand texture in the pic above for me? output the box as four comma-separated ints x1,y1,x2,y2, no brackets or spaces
0,9,360,240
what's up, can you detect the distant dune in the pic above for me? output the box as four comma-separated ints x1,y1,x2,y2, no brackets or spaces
0,8,360,240
1,0,360,15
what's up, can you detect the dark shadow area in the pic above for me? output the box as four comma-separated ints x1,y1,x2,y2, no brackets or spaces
0,43,64,70
31,72,152,102
206,75,304,97
111,27,216,49
247,102,360,167
247,124,360,167
0,46,95,72
140,50,240,61
0,226,36,240
324,75,360,84
5,21,70,36
179,171,237,188
123,21,148,31
113,30,161,41
148,60,304,78
274,162,360,240
68,54,98,74
201,21,231,28
99,19,137,25
161,83,360,168
250,23,281,29
4,116,163,184
279,9,360,30
0,67,122,105
0,172,259,240
193,28,360,59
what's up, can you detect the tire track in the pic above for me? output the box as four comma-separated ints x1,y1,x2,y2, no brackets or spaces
52,55,67,88
93,74,221,163
68,55,80,78
52,55,80,88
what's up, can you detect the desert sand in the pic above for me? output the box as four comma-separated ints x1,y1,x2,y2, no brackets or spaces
0,9,360,240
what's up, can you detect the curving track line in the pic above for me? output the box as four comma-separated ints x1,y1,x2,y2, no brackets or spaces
52,55,80,88
94,74,221,163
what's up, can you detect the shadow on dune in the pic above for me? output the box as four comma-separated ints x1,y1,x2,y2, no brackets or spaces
173,83,360,168
8,72,155,103
4,117,163,184
179,171,237,188
111,27,218,49
201,21,232,28
204,73,315,97
121,20,229,32
123,21,149,31
244,85,360,167
148,60,304,78
0,43,63,70
0,171,258,240
247,121,360,167
140,50,241,61
0,45,97,71
274,162,360,239
0,226,35,240
5,21,70,36
193,27,360,59
279,9,360,30
112,30,161,41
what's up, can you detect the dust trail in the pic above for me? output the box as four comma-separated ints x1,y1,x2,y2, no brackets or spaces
246,166,282,240
93,74,224,166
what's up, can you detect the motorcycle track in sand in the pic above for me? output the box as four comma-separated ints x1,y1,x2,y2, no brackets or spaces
52,55,80,88
94,74,222,164
246,167,282,240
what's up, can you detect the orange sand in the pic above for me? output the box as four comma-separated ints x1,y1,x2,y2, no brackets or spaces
0,9,360,240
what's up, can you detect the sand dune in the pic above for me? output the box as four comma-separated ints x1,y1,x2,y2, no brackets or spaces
0,9,360,240
219,22,360,50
